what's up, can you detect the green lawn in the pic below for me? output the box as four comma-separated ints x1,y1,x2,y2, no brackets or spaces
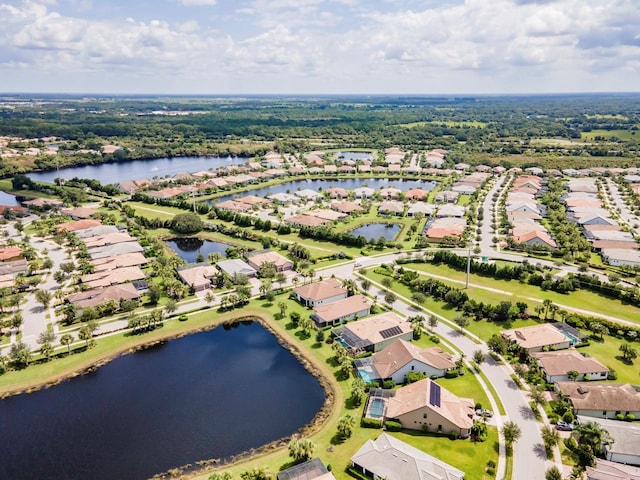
581,129,639,142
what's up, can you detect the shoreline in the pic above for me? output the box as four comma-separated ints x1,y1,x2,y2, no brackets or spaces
0,311,338,479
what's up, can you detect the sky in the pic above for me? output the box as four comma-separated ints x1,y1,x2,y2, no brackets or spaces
0,0,639,95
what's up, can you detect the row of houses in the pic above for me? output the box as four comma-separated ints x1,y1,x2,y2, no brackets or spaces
0,245,28,289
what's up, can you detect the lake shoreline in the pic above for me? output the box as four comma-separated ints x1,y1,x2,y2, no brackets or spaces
0,311,336,479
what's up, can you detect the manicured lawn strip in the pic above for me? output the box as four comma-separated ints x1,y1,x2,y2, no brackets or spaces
578,337,640,385
128,201,186,221
405,262,640,325
436,370,491,412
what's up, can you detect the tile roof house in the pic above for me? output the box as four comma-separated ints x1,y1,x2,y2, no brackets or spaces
91,252,149,272
355,339,456,384
386,379,475,437
351,433,464,480
586,459,640,480
501,324,572,353
83,232,136,249
56,219,102,233
312,294,372,327
276,458,336,480
216,200,252,213
74,225,120,238
556,382,640,420
61,207,97,219
378,200,404,216
512,230,557,249
578,416,640,467
331,201,364,214
407,202,435,217
177,263,218,291
81,266,146,289
67,283,140,309
405,189,429,201
89,242,144,260
245,249,293,272
602,249,640,267
285,214,329,228
294,278,348,307
215,258,257,278
531,350,609,383
0,246,22,261
333,312,413,352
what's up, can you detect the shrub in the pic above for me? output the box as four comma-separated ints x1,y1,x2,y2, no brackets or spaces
448,431,458,440
486,468,495,476
626,413,636,421
382,379,396,389
616,413,625,421
430,335,440,343
475,402,483,411
406,372,427,384
486,460,496,469
562,411,575,424
178,314,188,322
361,418,383,429
548,413,560,424
385,420,402,432
445,369,459,379
608,369,618,380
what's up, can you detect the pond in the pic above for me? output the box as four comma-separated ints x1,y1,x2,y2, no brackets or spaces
213,178,437,204
349,223,402,241
335,151,374,161
0,322,325,480
0,190,19,206
27,156,250,184
166,237,231,263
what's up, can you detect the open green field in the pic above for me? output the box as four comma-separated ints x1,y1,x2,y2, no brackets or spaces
581,129,639,142
404,262,640,326
397,121,487,129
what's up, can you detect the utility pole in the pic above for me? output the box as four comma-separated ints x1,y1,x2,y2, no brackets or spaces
466,244,471,289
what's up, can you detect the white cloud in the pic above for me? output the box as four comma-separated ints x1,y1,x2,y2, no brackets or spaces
178,0,216,5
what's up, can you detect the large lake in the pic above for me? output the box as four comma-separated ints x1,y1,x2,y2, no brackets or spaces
0,322,325,480
27,156,250,184
214,178,437,204
166,238,231,263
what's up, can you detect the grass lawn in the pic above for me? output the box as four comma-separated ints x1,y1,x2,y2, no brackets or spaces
127,202,186,221
405,262,640,326
582,129,639,142
578,336,640,385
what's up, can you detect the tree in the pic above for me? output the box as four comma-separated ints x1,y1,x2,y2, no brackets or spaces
208,473,232,480
60,333,74,355
277,301,288,318
381,277,393,288
529,385,547,408
9,341,31,367
34,289,53,309
541,425,560,455
472,350,485,365
567,370,580,382
487,334,507,355
78,326,94,348
40,342,54,361
384,291,397,306
411,291,427,305
299,316,315,337
288,437,315,463
164,299,178,316
573,421,613,467
454,315,469,332
619,343,638,363
336,414,356,439
10,311,23,330
545,466,562,480
409,315,425,339
428,315,438,331
204,291,216,306
589,321,608,341
360,279,371,292
501,421,522,451
350,377,366,406
240,467,271,480
170,212,203,234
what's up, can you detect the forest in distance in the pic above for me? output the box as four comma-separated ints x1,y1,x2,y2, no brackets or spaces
1,93,640,179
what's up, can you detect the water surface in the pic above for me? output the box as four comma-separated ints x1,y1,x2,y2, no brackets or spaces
0,322,325,480
349,223,401,241
166,238,231,263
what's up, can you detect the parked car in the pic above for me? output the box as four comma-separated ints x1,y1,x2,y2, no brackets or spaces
476,409,493,418
556,421,574,431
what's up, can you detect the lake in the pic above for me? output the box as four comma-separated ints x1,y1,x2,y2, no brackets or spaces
27,156,250,184
0,190,19,206
166,237,231,263
0,322,325,480
213,178,437,204
349,223,401,241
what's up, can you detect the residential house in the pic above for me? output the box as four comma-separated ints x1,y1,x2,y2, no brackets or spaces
56,219,102,233
555,382,640,420
89,242,144,260
294,278,348,307
245,249,293,272
378,201,404,216
91,252,149,272
602,249,640,267
74,225,120,239
350,433,464,480
405,189,429,201
501,324,572,353
0,246,21,261
276,458,336,480
61,207,97,219
285,215,329,228
531,350,609,383
586,460,640,480
177,263,218,291
312,295,372,327
385,379,475,437
407,202,435,217
331,201,364,214
355,339,456,384
83,232,135,249
512,230,557,249
81,266,146,290
67,283,140,309
215,258,257,278
216,200,252,214
333,312,413,353
578,416,640,467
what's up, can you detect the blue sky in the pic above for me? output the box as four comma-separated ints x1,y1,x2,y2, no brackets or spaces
0,0,638,94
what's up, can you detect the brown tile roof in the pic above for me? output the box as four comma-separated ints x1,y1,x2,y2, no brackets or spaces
246,250,293,270
216,200,252,213
294,278,347,302
501,324,569,351
344,312,412,346
405,189,429,200
386,379,474,430
177,264,218,289
0,246,22,261
371,340,456,379
56,219,102,232
586,459,640,480
67,283,140,309
557,382,640,413
531,350,608,377
81,266,146,289
285,214,329,227
91,252,149,272
312,295,372,323
236,195,271,206
84,232,135,248
331,201,364,214
61,207,97,219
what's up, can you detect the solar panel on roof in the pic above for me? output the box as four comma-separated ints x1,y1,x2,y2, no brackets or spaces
429,381,441,407
380,326,403,339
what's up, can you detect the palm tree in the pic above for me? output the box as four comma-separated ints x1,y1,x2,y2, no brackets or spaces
541,425,560,456
336,414,356,439
529,385,547,408
501,421,522,452
78,326,93,348
545,466,562,480
34,289,53,310
277,301,288,318
59,333,74,355
40,342,54,361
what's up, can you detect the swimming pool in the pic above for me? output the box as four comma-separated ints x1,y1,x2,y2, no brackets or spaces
358,368,376,384
369,398,385,419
